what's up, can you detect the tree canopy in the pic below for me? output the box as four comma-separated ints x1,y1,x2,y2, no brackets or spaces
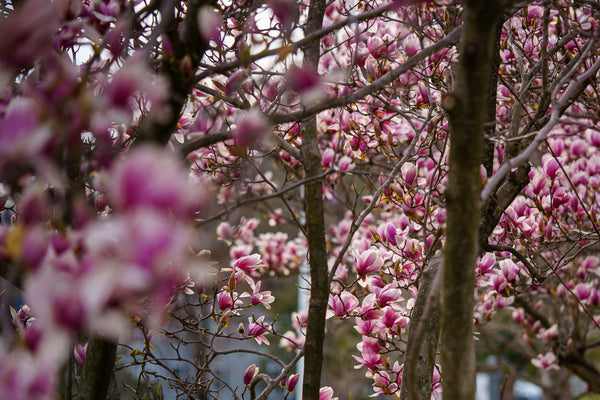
1,0,600,399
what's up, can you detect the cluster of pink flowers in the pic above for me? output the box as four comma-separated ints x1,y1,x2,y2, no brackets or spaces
2,0,600,397
0,145,210,395
308,1,600,397
0,0,212,396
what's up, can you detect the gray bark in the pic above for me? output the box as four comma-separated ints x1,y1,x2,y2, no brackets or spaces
78,337,117,400
441,1,512,399
300,0,328,397
400,253,442,400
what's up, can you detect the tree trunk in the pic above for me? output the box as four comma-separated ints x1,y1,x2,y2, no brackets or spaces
400,253,442,400
78,337,117,400
441,1,511,399
301,0,327,397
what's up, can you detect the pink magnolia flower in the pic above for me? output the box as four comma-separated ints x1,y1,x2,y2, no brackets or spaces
286,65,325,105
531,352,560,370
109,145,207,217
402,238,422,261
378,222,400,246
354,317,378,337
322,148,335,168
354,248,384,278
18,227,50,271
232,254,263,273
0,349,56,400
216,222,234,240
337,156,353,172
402,163,418,186
542,157,560,179
85,209,196,280
233,110,269,147
372,370,398,395
362,55,378,82
528,171,549,196
10,305,34,330
376,284,403,308
16,184,50,227
491,274,508,294
404,35,420,57
499,259,519,282
432,366,441,391
378,306,402,332
243,364,258,386
74,344,87,366
217,290,240,310
590,130,600,147
353,338,383,371
367,36,386,58
104,20,128,57
105,52,167,114
291,310,308,331
0,97,53,173
197,6,222,43
286,65,320,93
287,373,300,392
496,295,514,309
552,187,570,208
280,330,305,350
319,386,338,400
477,253,496,276
0,0,61,68
575,283,591,301
25,254,95,340
328,292,359,318
359,294,385,321
537,324,558,342
515,215,537,238
248,316,271,345
589,288,600,306
224,69,248,96
268,0,298,34
247,281,275,309
230,244,252,260
66,207,203,332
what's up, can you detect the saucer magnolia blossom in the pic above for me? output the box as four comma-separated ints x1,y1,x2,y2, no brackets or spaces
233,110,270,147
287,373,300,392
232,254,263,273
354,248,384,278
319,386,338,400
531,352,560,371
243,364,259,386
247,281,275,309
248,316,272,345
327,292,359,318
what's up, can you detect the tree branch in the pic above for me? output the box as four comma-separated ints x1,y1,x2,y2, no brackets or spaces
481,56,600,203
269,27,462,126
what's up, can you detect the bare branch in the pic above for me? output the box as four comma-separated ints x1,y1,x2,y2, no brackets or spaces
481,56,600,203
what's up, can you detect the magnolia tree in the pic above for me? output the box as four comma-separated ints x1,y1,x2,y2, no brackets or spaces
1,0,600,399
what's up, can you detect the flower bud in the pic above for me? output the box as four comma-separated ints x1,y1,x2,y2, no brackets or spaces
243,364,258,386
287,373,300,392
